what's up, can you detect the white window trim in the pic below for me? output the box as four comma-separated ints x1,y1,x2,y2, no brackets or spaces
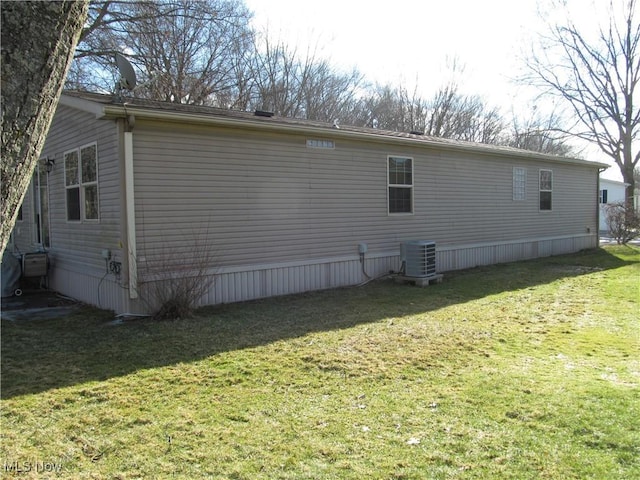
387,155,414,215
539,169,553,212
64,142,99,222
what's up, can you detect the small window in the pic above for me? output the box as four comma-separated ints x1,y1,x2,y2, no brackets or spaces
599,189,608,204
65,143,98,221
513,167,527,201
539,169,552,211
388,156,413,214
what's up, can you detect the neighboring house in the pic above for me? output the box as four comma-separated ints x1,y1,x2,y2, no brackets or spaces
598,178,628,232
8,91,607,314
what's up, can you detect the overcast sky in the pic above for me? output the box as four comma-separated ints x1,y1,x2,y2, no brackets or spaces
244,1,541,106
244,0,622,179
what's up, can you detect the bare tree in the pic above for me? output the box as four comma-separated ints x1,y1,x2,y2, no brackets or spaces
68,0,254,106
507,108,575,156
1,0,88,256
426,84,505,143
300,62,365,123
356,81,505,143
526,0,640,211
245,35,365,121
68,0,180,91
354,84,410,130
246,37,306,117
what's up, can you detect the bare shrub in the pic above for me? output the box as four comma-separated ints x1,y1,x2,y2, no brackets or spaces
138,229,217,320
604,202,640,244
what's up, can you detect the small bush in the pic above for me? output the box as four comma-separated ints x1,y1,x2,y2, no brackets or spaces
604,202,640,244
138,229,217,320
145,271,214,320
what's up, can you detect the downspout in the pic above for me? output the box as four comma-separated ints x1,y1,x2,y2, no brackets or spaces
124,115,138,298
597,167,608,242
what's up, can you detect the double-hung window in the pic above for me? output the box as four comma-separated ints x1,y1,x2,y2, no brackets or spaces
65,143,99,221
539,169,552,211
388,156,413,214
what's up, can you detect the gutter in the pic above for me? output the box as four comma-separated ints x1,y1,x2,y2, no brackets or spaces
597,166,609,236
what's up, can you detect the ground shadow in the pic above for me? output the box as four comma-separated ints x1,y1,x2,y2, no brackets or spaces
1,246,637,399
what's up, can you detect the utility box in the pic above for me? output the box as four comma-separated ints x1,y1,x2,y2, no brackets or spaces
22,252,48,277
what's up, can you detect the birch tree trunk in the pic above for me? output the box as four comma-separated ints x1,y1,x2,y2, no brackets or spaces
1,0,88,256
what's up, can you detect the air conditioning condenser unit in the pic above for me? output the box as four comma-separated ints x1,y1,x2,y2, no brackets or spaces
398,240,442,286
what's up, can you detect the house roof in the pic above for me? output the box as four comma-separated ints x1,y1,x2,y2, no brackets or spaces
60,91,609,169
599,177,629,187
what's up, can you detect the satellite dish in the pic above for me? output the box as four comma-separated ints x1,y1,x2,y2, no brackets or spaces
115,53,137,91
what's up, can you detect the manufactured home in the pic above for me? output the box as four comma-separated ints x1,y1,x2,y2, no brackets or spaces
7,91,607,314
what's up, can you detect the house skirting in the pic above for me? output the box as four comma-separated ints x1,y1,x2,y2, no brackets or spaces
436,234,598,271
49,234,598,314
48,262,130,313
197,233,598,307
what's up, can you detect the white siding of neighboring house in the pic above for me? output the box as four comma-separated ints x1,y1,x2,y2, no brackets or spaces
38,105,128,312
599,179,628,231
126,118,600,311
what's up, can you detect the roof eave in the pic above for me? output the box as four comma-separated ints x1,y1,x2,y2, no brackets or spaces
59,94,108,118
69,96,607,170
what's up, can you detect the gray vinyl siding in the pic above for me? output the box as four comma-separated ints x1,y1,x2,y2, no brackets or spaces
18,93,604,313
39,105,125,309
7,183,35,254
131,119,599,276
419,152,598,243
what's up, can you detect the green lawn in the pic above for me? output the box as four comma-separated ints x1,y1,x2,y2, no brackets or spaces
1,246,639,479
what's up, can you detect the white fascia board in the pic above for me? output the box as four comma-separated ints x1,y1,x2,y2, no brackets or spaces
59,94,108,118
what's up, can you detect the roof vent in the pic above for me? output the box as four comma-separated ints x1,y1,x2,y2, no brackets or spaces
254,110,274,117
409,130,424,135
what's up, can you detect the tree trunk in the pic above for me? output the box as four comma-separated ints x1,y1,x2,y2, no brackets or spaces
623,165,636,215
1,0,88,256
